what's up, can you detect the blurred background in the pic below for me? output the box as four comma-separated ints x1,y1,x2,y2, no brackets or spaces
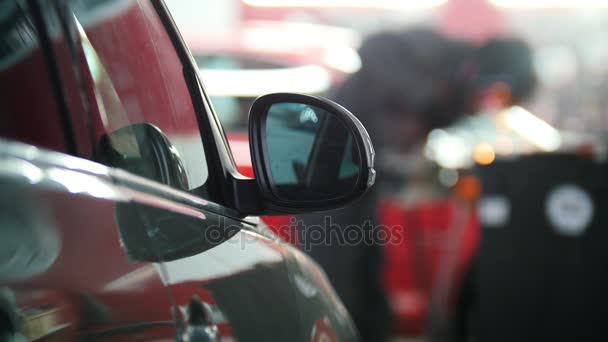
165,0,608,340
166,0,608,132
165,0,608,174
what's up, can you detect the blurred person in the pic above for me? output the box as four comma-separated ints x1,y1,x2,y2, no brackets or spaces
299,28,476,342
473,38,537,112
299,29,536,342
436,38,538,342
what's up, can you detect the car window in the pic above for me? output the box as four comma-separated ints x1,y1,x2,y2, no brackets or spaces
0,1,70,153
70,0,209,192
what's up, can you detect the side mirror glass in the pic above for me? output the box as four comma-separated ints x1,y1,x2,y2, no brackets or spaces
249,93,375,213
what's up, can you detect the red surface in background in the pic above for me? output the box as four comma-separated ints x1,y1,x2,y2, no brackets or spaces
437,0,506,43
381,198,480,336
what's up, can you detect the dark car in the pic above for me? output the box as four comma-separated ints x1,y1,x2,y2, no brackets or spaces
0,0,375,341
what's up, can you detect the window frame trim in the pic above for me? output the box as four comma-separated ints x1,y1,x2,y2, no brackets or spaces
26,0,79,156
150,0,246,210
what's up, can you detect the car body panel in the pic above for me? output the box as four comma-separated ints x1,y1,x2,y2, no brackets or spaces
0,138,357,340
0,141,177,341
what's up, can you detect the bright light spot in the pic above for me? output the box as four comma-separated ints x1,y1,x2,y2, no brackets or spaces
243,0,447,9
438,168,459,188
0,159,44,184
63,157,108,175
322,46,361,74
200,65,332,96
490,0,608,8
501,106,562,152
426,129,472,169
474,143,496,165
21,162,43,184
46,169,116,199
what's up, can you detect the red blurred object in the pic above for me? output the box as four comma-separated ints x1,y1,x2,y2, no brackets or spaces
437,0,506,43
381,197,480,336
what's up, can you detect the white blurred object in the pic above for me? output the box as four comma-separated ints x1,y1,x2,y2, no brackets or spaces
322,46,362,74
425,106,564,169
165,0,239,32
534,46,578,88
200,65,332,96
478,195,511,227
425,129,472,169
183,21,361,79
545,184,594,236
490,0,608,8
438,168,459,187
500,106,562,152
242,0,447,9
240,21,361,50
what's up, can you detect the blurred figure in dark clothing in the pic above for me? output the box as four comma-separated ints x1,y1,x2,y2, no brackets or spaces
299,29,536,342
474,38,537,110
446,38,538,342
340,29,475,156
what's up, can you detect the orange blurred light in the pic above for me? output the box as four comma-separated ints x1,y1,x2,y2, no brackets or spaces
454,175,483,202
474,143,496,165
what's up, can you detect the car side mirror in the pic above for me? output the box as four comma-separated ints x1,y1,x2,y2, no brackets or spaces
247,93,375,214
98,123,189,190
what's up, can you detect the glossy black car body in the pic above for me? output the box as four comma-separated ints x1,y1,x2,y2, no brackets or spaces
0,0,360,340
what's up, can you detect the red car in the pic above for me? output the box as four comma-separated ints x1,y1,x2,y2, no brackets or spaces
0,1,375,341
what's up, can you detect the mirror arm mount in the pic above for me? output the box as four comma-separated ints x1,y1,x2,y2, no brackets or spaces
230,176,299,216
230,176,265,215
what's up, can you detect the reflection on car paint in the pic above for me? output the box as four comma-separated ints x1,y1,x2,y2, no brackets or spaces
159,229,283,285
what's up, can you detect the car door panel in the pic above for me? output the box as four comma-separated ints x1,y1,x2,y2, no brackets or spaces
161,220,359,341
0,140,353,341
161,228,302,340
0,142,177,341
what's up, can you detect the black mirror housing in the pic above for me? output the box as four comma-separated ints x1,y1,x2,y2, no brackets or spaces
245,93,375,215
